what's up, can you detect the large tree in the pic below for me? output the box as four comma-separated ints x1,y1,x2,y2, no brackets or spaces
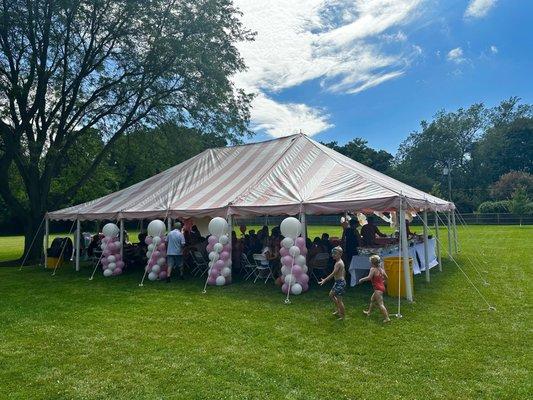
0,0,254,261
322,138,393,173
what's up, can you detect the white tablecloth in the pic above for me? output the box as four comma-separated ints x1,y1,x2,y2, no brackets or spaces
348,238,438,287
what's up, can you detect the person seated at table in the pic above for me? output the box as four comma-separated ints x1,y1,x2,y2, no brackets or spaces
190,225,203,244
343,218,361,265
360,216,386,246
404,216,417,239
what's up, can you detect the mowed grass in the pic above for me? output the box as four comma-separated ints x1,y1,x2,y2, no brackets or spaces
0,225,531,399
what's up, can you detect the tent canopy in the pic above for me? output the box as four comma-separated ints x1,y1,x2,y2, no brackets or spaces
49,133,454,221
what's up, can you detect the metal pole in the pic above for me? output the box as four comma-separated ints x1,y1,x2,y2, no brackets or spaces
423,210,430,283
435,212,442,271
451,210,458,253
399,200,413,301
300,211,307,239
447,211,452,259
167,217,172,232
228,214,233,283
119,219,124,260
75,219,81,271
44,216,49,269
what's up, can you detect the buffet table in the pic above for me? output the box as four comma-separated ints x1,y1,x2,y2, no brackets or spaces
348,238,438,287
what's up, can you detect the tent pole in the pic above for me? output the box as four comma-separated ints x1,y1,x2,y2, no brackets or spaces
300,211,307,240
140,219,144,233
119,219,124,260
44,216,49,269
447,211,452,259
452,210,458,253
95,220,101,234
167,217,172,232
75,218,81,271
399,199,413,302
228,214,233,283
435,212,442,271
423,210,430,283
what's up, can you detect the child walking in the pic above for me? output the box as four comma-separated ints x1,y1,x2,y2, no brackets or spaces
359,255,390,323
319,246,346,320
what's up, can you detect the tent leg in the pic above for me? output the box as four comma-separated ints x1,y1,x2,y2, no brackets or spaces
228,214,233,282
300,211,307,240
435,212,442,272
75,219,81,271
447,211,452,259
140,219,144,233
423,210,430,283
452,211,458,253
399,201,413,302
44,216,49,269
167,217,172,232
119,219,124,260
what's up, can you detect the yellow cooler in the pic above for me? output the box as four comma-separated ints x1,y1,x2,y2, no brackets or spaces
46,257,64,269
383,257,413,298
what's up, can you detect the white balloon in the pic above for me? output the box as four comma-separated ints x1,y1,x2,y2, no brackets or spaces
108,262,116,270
208,261,214,268
209,252,219,262
302,265,308,274
219,234,229,245
285,274,295,285
107,255,116,263
295,255,306,266
280,265,291,275
291,283,303,295
147,250,153,258
147,244,155,251
103,268,113,277
147,220,166,237
280,217,301,239
225,260,232,267
100,243,107,251
102,223,119,238
281,237,294,249
157,257,166,266
208,217,228,237
289,246,300,257
213,243,223,253
221,267,231,277
148,271,158,281
151,264,161,274
152,236,161,245
215,275,226,286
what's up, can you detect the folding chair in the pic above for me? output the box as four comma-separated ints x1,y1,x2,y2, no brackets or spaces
252,254,273,283
310,252,330,283
241,253,255,280
191,251,209,277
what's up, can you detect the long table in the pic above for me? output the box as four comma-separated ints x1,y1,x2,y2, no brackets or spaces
348,238,438,287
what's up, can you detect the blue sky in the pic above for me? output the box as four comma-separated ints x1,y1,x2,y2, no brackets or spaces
234,0,533,154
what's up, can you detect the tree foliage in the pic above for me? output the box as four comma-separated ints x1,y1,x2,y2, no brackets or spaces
322,138,393,173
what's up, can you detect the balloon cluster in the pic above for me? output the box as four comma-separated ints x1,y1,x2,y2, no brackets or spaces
206,217,232,286
144,220,168,282
100,223,124,277
278,217,310,295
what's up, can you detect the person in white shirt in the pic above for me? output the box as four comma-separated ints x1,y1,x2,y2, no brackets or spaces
166,222,186,282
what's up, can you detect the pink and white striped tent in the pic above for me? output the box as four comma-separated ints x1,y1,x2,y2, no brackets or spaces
48,133,453,221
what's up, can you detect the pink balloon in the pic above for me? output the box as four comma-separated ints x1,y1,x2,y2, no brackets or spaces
215,260,225,269
301,282,309,292
160,265,168,271
282,283,290,294
299,273,309,284
206,243,214,253
207,275,217,285
208,236,218,245
157,243,166,251
101,258,109,266
159,271,167,280
209,268,220,278
144,236,153,245
292,265,303,276
222,244,231,253
300,247,308,256
116,260,124,269
159,251,166,258
114,253,121,261
220,251,230,261
152,250,160,259
107,242,116,251
280,247,289,257
295,237,306,248
113,268,122,276
103,249,111,257
282,255,294,267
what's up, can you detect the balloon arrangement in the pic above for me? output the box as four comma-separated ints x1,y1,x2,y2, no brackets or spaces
144,219,168,282
206,217,232,286
100,223,124,277
278,217,310,295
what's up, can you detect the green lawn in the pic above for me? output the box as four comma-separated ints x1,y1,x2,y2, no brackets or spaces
0,225,531,399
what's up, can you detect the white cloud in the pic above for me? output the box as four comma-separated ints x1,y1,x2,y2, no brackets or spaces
447,47,465,63
464,0,497,19
234,0,424,137
490,45,498,54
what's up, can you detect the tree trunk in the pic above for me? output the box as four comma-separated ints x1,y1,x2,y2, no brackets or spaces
21,211,46,265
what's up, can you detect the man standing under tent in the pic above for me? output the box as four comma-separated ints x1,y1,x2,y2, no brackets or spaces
166,222,186,282
360,216,387,246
